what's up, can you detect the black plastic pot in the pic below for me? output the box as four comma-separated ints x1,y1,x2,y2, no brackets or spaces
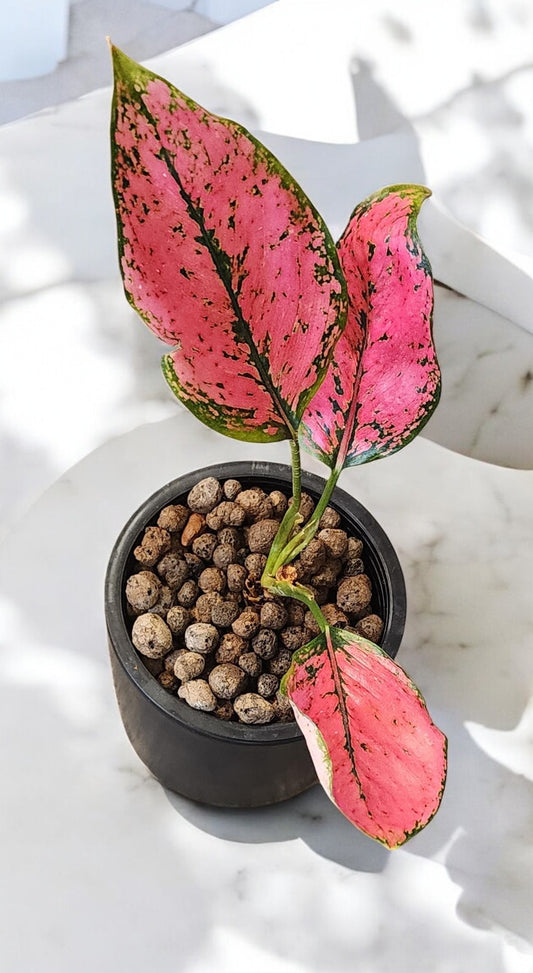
105,461,406,808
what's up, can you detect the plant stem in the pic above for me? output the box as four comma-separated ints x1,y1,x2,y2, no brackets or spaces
261,456,341,632
261,439,341,632
261,444,341,638
271,465,341,572
290,437,302,513
263,436,303,578
263,577,329,633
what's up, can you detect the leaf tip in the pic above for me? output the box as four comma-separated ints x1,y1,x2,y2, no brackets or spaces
109,42,137,83
413,184,432,201
409,184,432,216
386,183,432,212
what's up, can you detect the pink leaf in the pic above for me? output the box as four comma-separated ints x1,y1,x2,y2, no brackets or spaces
301,185,440,468
111,47,347,442
283,627,447,848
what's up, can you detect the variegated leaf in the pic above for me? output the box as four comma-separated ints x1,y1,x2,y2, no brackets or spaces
111,47,347,442
282,627,447,848
301,185,440,468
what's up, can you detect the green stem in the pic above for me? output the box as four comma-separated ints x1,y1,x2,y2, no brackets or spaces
290,437,302,514
261,450,342,637
263,436,303,578
263,576,329,633
271,465,341,573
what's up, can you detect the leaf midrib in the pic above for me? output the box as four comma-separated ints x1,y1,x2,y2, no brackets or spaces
135,95,298,438
325,628,365,799
333,323,367,472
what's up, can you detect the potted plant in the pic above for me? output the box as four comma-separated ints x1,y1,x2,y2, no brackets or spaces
105,45,447,849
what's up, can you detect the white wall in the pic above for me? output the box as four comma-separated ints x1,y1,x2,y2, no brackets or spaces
140,0,275,21
194,0,275,23
0,0,276,82
0,0,69,80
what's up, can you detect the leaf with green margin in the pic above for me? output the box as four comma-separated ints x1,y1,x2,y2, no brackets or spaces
282,626,447,848
301,185,440,470
110,46,347,443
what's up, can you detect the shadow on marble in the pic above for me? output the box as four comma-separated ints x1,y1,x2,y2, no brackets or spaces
163,702,533,945
162,716,533,948
0,431,59,544
1,415,532,964
416,61,533,256
164,784,389,874
0,276,178,535
350,54,419,142
407,715,533,948
349,19,533,257
1,677,522,969
394,496,533,949
347,54,533,471
0,61,261,532
161,708,533,949
2,44,533,553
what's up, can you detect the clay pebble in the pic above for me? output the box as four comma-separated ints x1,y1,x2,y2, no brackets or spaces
223,479,242,501
167,605,191,635
355,614,384,643
259,602,288,631
125,477,383,725
238,652,262,678
125,571,161,612
157,554,189,589
132,613,173,658
215,632,247,664
157,504,189,533
178,680,216,712
337,575,372,614
208,663,246,699
232,610,261,639
205,501,246,530
257,673,279,698
187,477,223,514
184,622,219,654
134,526,171,567
234,693,274,724
247,519,281,555
174,651,206,682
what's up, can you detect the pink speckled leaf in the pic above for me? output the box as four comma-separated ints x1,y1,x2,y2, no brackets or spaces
301,185,440,468
111,47,347,442
282,628,447,847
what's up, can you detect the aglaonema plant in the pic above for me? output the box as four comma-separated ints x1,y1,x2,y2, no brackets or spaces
110,45,447,848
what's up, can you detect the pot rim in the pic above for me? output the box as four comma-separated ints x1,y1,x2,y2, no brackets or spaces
105,460,406,746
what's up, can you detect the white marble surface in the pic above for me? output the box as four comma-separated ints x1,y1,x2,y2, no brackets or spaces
1,414,532,971
0,0,217,123
2,0,533,538
1,2,533,970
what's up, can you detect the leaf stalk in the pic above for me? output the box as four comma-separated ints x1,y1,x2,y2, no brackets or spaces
261,444,343,633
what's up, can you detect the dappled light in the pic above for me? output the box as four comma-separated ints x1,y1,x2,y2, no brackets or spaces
2,2,533,969
2,405,532,965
